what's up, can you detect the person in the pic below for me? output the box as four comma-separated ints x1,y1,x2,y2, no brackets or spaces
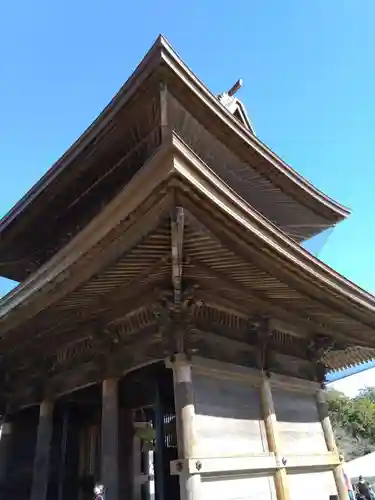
343,470,355,500
356,475,373,500
93,483,105,500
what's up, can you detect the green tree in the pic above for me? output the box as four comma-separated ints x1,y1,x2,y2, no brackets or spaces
327,387,375,460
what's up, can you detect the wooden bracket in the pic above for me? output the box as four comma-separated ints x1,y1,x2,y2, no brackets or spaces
253,316,272,374
307,334,335,385
151,284,203,356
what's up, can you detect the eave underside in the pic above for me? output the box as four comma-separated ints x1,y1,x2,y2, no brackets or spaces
0,166,373,409
0,38,348,282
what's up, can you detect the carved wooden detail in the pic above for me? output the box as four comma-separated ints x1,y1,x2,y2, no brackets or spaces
306,335,335,385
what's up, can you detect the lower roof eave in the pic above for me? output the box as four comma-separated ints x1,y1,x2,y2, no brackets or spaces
0,133,374,350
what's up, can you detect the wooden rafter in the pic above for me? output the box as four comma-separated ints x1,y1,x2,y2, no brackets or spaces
7,255,170,355
187,259,366,346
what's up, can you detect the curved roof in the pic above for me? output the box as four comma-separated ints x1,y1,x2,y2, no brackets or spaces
0,35,350,282
0,135,374,377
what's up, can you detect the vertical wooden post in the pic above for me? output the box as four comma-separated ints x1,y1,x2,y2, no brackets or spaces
30,399,54,500
154,386,165,500
101,378,119,500
57,408,69,500
316,389,348,500
260,376,290,500
171,353,200,500
132,420,143,500
0,417,13,485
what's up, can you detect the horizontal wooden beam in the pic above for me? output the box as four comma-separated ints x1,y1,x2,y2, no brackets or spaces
170,452,341,476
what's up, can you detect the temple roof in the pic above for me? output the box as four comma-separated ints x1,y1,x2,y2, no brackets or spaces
0,35,349,282
0,133,373,407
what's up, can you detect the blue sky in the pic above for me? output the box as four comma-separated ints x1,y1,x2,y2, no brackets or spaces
0,1,374,309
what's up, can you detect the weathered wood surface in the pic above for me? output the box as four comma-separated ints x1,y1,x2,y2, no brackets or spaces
30,400,54,500
6,408,38,499
0,420,12,485
101,379,119,500
200,474,277,500
272,389,327,454
119,409,134,500
260,377,290,500
172,355,201,500
192,370,266,457
288,471,337,500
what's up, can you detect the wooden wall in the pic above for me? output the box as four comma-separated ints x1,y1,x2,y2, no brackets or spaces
170,356,342,500
272,388,327,454
193,371,267,457
200,474,277,500
288,471,337,500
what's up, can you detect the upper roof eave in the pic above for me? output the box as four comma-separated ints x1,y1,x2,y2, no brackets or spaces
0,35,350,243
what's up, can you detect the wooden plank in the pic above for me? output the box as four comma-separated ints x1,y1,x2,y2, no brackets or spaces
200,474,276,500
288,470,337,500
272,389,327,454
101,379,119,500
30,400,54,500
170,455,276,475
170,452,341,476
192,371,266,457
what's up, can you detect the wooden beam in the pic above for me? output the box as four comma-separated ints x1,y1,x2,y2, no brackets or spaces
0,417,12,487
169,353,201,500
160,82,169,141
260,376,290,500
171,206,185,306
170,452,341,476
10,337,164,410
30,400,54,500
316,389,348,500
101,378,119,500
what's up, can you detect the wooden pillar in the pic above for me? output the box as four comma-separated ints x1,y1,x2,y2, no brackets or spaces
260,376,290,500
171,353,200,500
316,389,348,500
0,417,13,485
154,388,165,500
101,378,119,500
57,408,69,500
30,400,54,500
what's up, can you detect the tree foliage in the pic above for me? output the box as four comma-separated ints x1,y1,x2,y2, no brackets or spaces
327,387,375,460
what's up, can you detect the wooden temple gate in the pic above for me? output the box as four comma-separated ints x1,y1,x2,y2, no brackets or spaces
1,36,375,500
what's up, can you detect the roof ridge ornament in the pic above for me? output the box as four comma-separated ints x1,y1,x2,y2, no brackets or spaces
218,79,256,134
